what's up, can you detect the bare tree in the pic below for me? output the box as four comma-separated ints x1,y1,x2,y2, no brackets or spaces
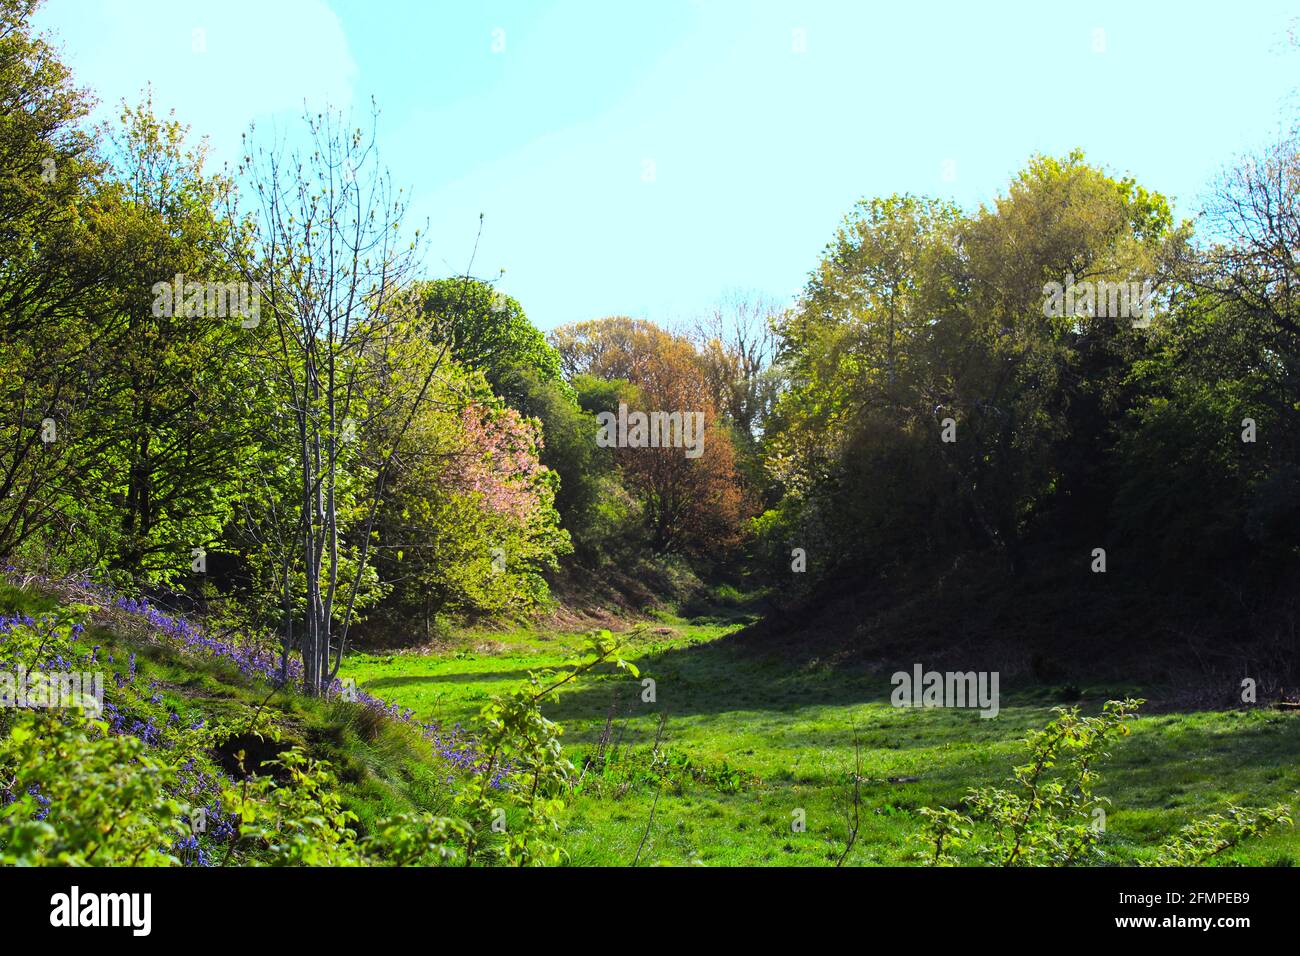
690,290,782,435
1201,128,1300,342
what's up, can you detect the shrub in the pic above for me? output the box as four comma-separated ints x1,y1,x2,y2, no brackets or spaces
917,698,1292,866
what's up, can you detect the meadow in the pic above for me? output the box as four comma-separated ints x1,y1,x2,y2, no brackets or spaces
344,612,1300,866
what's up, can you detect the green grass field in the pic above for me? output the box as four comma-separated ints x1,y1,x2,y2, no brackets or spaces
343,611,1300,866
5,577,1296,867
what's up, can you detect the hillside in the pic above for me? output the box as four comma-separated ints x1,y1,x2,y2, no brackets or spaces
0,573,488,865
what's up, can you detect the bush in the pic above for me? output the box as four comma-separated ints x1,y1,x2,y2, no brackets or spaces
916,699,1292,866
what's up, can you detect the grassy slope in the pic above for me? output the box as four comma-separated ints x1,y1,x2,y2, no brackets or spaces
344,609,1300,866
0,582,461,841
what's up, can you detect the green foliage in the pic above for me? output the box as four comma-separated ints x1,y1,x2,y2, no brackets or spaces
91,101,255,583
0,0,106,567
943,699,1141,866
408,277,571,405
458,630,637,866
0,605,226,865
375,360,569,623
222,745,364,866
402,280,615,563
501,365,613,560
1153,804,1294,866
766,157,1184,584
0,593,609,868
359,811,469,866
918,699,1292,866
347,617,1300,867
1111,293,1299,578
220,741,478,866
577,745,752,798
0,711,189,865
2,0,1299,873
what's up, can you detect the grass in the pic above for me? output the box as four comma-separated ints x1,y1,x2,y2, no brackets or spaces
6,576,1295,866
0,581,464,840
344,609,1300,866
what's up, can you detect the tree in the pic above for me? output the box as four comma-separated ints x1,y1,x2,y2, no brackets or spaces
374,362,569,631
1109,128,1300,582
690,290,781,437
549,316,667,381
1201,129,1300,342
763,195,966,578
497,364,610,560
762,154,1178,584
404,278,614,556
0,0,108,565
232,103,440,694
92,98,257,583
407,277,570,406
550,318,752,554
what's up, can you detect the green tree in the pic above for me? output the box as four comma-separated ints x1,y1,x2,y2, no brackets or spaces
91,98,258,583
0,0,109,566
408,277,571,406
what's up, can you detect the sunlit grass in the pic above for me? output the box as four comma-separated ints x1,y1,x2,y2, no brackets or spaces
344,616,1300,866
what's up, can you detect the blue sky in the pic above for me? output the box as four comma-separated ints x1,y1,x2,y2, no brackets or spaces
36,0,1300,330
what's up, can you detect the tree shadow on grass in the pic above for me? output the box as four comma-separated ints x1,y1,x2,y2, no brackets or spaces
540,635,892,725
536,628,1300,749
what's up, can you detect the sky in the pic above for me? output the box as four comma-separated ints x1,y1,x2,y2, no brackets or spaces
34,0,1300,331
